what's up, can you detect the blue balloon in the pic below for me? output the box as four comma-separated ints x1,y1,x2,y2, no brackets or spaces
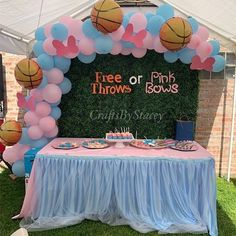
32,41,45,57
37,54,54,70
31,137,49,148
19,128,33,145
38,76,48,89
82,19,102,39
212,55,225,72
95,36,113,54
121,41,135,49
35,27,46,41
12,160,25,177
54,56,71,73
59,77,72,94
122,15,130,28
209,40,220,56
156,4,174,20
78,53,96,64
50,106,62,120
164,51,178,63
147,15,165,35
51,100,61,106
178,48,196,64
51,23,68,41
122,12,135,28
187,17,199,33
23,96,31,112
145,12,155,21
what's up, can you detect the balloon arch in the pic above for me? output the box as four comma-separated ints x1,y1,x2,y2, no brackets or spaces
0,1,225,176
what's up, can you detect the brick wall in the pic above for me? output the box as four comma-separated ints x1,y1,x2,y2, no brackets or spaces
1,52,236,177
1,52,25,122
195,79,236,177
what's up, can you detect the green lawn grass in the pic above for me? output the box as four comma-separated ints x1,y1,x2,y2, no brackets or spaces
0,167,236,236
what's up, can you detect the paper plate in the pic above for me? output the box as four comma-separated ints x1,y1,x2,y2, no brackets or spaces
169,141,198,152
52,142,79,150
82,139,110,149
169,145,198,152
130,140,169,149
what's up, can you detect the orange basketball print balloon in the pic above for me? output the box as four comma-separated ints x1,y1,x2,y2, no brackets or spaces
14,59,43,90
0,120,22,146
90,0,123,34
160,17,192,51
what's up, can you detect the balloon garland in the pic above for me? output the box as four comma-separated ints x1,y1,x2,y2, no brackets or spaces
2,2,226,177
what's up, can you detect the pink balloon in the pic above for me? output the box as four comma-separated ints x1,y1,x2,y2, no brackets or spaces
2,143,29,163
78,37,95,55
44,24,52,38
153,36,168,53
187,34,201,49
65,51,79,59
196,26,209,41
132,48,147,58
30,89,43,102
3,147,17,164
109,26,125,41
28,125,43,140
142,32,154,49
196,42,213,62
59,16,73,26
121,48,132,55
67,19,83,39
129,13,147,33
43,38,57,56
111,42,122,55
24,111,40,126
44,68,64,84
39,116,56,132
44,125,58,138
35,102,51,117
42,84,62,104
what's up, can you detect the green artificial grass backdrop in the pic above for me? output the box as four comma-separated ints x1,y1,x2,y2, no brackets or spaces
59,51,199,138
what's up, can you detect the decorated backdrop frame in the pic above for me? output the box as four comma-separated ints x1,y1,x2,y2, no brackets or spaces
2,2,226,176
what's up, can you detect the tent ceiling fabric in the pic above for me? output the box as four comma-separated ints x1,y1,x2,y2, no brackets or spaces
150,0,236,52
0,0,97,54
0,0,235,55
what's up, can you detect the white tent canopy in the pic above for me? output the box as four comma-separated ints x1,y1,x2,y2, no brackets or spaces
0,0,236,55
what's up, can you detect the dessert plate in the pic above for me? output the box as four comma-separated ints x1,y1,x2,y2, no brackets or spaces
82,139,110,149
130,139,172,149
52,142,79,150
169,141,198,151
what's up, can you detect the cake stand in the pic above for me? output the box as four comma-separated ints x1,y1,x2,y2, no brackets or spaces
106,139,134,148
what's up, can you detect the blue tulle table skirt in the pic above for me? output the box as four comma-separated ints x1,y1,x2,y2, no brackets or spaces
20,155,217,235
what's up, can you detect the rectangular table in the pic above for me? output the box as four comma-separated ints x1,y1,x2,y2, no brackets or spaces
18,138,218,235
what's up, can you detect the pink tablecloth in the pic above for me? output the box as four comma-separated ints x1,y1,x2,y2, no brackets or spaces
38,138,213,160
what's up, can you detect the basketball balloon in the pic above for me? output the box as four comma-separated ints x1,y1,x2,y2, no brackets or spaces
90,0,123,34
0,120,22,146
14,59,43,90
160,17,192,51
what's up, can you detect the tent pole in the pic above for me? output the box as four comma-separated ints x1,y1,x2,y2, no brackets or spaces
227,67,236,182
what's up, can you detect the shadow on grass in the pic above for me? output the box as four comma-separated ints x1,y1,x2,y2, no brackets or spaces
1,167,236,236
0,166,25,236
217,201,236,236
231,178,236,188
